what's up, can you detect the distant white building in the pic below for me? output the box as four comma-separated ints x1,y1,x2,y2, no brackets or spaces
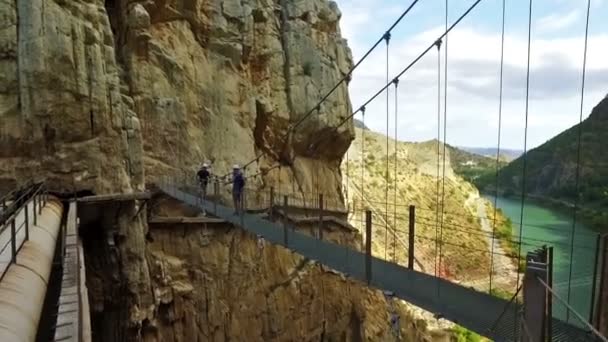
461,160,477,166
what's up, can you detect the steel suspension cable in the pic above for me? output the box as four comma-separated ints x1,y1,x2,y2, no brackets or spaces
438,0,449,287
241,0,486,197
385,33,391,261
434,39,442,279
234,0,424,175
393,79,399,263
515,0,533,336
361,108,366,226
567,0,592,320
490,0,506,294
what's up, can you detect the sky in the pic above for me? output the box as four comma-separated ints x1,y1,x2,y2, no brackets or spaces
334,0,608,150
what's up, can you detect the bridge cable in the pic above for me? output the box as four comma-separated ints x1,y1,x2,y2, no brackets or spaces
434,38,442,280
489,0,506,294
385,32,391,261
361,107,366,226
393,79,399,263
566,0,592,320
231,0,423,176
438,0,449,291
241,0,486,207
515,0,533,336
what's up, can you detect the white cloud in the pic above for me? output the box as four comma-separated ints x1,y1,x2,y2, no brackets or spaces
343,24,608,149
536,10,581,32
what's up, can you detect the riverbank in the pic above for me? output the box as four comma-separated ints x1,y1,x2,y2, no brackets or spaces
482,190,606,233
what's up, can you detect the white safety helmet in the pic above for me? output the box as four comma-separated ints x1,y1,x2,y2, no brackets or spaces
202,163,209,168
233,164,240,170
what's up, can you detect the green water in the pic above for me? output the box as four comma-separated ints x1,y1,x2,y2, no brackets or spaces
488,195,600,323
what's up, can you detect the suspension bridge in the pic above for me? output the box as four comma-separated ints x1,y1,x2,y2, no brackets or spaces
0,0,605,341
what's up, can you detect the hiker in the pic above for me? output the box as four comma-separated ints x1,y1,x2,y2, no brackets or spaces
197,163,211,199
231,165,245,214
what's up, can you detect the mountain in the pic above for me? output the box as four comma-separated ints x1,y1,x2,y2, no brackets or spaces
478,96,608,229
353,118,369,130
446,144,508,183
457,147,523,162
342,129,517,290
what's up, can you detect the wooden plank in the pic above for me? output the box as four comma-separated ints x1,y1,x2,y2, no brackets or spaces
77,192,151,203
148,216,226,224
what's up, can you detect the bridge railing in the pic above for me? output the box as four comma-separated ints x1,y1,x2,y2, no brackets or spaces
0,183,48,281
168,172,347,215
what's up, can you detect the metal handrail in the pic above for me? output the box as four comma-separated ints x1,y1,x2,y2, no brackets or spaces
537,276,608,342
0,182,48,281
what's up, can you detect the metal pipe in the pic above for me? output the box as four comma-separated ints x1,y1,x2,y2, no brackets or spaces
0,198,63,342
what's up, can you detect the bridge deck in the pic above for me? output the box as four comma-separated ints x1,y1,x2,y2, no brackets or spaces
160,185,594,342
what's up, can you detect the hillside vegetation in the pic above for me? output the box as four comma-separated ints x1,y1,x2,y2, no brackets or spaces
477,96,608,230
342,129,508,283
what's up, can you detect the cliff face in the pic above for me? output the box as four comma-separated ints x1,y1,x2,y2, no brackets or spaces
0,1,437,341
0,0,354,198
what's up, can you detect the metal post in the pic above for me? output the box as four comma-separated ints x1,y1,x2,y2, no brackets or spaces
213,180,218,216
269,187,275,220
547,246,553,340
594,235,607,329
33,196,37,226
24,203,29,241
10,220,16,263
283,195,289,246
522,254,548,342
408,205,415,270
588,235,601,324
319,194,324,240
365,210,372,285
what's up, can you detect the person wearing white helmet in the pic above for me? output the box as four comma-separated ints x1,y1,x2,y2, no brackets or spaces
231,164,245,215
197,162,211,200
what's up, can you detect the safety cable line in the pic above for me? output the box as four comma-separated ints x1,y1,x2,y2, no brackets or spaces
489,0,506,293
438,0,449,290
385,33,391,261
393,80,399,263
434,39,442,280
515,0,533,336
538,276,608,342
233,0,423,174
567,0,592,320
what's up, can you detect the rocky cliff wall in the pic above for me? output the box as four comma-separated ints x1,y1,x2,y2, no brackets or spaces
0,0,354,199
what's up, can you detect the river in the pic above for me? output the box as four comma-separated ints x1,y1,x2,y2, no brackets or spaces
487,195,600,324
